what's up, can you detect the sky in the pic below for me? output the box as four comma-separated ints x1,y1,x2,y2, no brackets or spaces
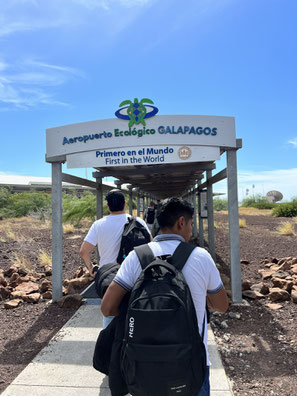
1,0,297,202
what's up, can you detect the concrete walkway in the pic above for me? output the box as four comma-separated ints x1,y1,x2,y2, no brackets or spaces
1,301,233,396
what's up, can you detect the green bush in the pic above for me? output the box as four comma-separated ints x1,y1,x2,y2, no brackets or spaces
213,198,228,211
63,192,96,225
0,187,139,222
0,187,10,208
272,202,297,217
241,194,269,208
0,188,51,218
251,202,277,210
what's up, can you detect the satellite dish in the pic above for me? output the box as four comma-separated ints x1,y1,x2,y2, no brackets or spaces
266,190,283,203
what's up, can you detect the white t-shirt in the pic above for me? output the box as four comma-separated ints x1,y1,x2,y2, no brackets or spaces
84,214,150,267
113,234,223,365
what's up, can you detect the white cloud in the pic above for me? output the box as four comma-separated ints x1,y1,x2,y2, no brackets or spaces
0,59,81,109
26,60,85,77
65,0,152,10
0,17,65,38
288,137,297,148
0,0,156,38
213,168,297,202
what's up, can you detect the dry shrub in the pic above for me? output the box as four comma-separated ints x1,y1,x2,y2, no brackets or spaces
67,235,81,240
39,250,52,268
77,218,93,230
10,252,34,273
277,222,295,236
239,218,246,228
5,230,34,243
63,223,75,234
5,230,16,240
239,207,272,216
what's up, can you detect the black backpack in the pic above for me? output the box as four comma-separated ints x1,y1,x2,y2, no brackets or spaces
121,242,207,396
116,216,151,264
94,217,150,298
146,207,155,224
94,262,120,299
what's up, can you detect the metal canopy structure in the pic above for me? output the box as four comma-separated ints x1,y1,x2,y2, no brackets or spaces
93,162,215,199
46,111,242,305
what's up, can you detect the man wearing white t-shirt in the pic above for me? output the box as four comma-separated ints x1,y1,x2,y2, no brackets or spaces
101,197,229,396
80,189,151,327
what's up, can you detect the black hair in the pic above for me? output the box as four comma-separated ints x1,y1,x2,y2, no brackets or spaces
157,197,194,229
105,189,125,212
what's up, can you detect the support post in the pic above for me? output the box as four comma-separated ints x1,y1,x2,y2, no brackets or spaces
198,180,204,247
51,162,63,302
227,149,242,302
137,190,140,217
128,185,133,215
192,189,198,237
207,170,216,261
95,177,103,220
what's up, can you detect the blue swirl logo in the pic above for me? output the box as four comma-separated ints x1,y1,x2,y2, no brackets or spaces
115,98,159,127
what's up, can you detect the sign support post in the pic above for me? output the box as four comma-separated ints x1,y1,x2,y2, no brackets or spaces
51,162,63,302
207,170,216,261
227,147,242,302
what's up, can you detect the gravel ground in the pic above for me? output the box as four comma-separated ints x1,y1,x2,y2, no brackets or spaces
0,214,297,395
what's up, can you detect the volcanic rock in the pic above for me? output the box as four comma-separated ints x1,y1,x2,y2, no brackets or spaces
250,282,270,295
242,290,265,300
74,266,84,278
266,303,283,310
9,273,22,288
271,271,290,279
278,261,292,271
221,274,231,289
290,265,297,275
44,266,52,276
268,288,290,302
271,278,293,292
23,293,41,303
15,281,39,294
40,279,51,293
4,299,22,309
57,294,83,308
4,265,19,277
0,274,7,287
291,289,297,304
242,280,251,291
20,275,39,283
240,260,250,265
0,285,11,299
42,290,52,300
11,291,27,299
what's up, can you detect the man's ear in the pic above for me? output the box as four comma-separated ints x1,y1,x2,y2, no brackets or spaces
176,215,186,230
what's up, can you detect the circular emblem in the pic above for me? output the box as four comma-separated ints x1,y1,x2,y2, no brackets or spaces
178,146,192,160
115,98,158,127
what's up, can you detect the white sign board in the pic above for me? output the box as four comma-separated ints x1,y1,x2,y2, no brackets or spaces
66,145,220,168
199,190,208,218
46,115,236,162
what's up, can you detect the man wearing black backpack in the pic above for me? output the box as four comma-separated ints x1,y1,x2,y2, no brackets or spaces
102,197,229,396
80,189,151,328
143,201,156,232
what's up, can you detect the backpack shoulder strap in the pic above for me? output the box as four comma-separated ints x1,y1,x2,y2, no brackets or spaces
134,244,155,270
122,216,136,235
169,242,196,271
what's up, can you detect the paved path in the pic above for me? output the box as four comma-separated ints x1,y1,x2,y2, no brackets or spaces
1,301,233,396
